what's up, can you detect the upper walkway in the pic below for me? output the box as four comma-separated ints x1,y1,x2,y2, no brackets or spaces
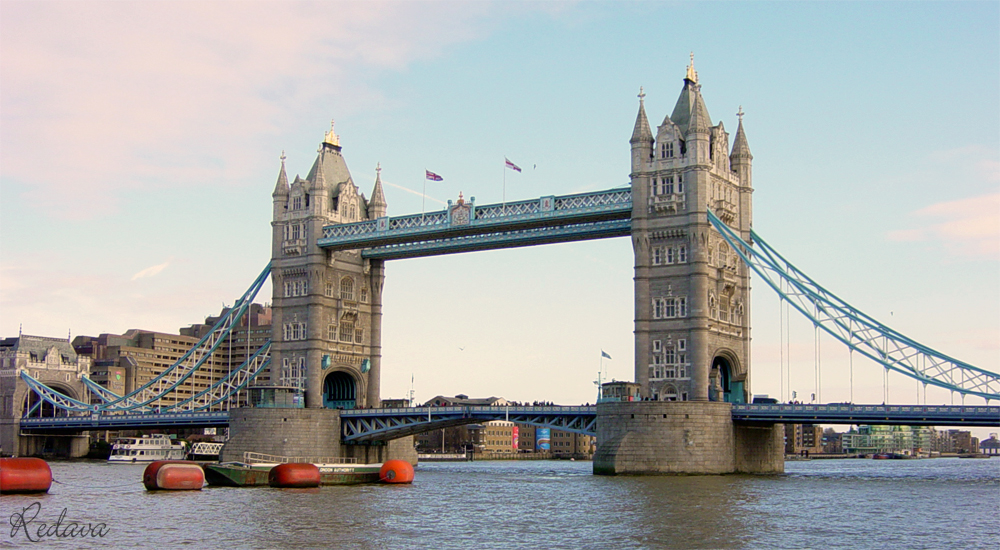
317,188,632,259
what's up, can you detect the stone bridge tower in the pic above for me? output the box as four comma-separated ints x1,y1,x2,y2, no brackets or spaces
630,57,753,403
594,59,781,476
0,335,91,457
270,125,387,410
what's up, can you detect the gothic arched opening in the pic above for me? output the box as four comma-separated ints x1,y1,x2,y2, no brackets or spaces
323,371,356,409
21,384,77,418
711,356,745,404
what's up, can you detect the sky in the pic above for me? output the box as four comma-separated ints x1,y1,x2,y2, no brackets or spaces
2,1,998,436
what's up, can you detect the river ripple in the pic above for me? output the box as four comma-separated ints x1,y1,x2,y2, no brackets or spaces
2,457,997,549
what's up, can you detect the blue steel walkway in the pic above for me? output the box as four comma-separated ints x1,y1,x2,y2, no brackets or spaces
17,404,998,436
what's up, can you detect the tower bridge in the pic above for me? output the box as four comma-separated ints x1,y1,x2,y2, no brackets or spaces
5,59,998,470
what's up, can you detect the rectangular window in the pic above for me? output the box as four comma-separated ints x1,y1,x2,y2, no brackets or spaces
665,142,674,158
355,327,364,343
652,247,663,265
328,324,337,340
677,297,687,317
665,176,674,195
325,282,334,297
665,299,676,318
665,349,676,364
360,287,368,302
677,174,683,193
652,340,661,353
653,299,664,319
677,339,686,351
678,245,687,263
666,247,675,264
665,367,676,379
339,321,354,342
340,278,354,301
283,225,289,240
292,224,301,240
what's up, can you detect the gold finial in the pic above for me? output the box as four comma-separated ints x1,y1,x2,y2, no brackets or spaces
737,106,744,123
324,119,340,146
686,52,698,83
376,162,381,176
280,150,286,164
638,86,645,102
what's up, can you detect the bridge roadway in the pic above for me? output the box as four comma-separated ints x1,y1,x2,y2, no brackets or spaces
17,404,999,438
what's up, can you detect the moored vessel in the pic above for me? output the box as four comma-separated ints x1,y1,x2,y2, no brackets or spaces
204,452,383,487
108,434,186,463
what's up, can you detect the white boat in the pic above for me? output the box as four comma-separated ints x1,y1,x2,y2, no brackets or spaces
108,434,186,463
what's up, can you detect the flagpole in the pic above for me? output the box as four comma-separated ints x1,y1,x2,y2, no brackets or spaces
502,160,506,215
421,171,426,223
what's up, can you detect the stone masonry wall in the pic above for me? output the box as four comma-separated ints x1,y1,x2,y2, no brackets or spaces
733,423,784,474
221,407,343,462
594,401,736,474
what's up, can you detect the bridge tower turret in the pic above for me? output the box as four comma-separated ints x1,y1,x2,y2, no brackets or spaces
629,57,753,404
269,123,387,409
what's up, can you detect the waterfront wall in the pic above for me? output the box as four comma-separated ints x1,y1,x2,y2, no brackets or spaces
593,401,783,475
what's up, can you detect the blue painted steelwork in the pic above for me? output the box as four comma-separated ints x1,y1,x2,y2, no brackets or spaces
340,406,598,443
707,210,1000,402
317,188,632,259
87,263,272,412
15,403,998,433
732,403,1000,427
18,411,229,431
363,219,632,260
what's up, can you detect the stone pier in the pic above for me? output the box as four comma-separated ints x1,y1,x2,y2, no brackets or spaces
220,407,416,465
593,401,783,475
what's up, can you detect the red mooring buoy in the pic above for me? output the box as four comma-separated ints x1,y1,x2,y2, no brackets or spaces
379,460,414,484
0,457,53,494
142,460,204,491
269,463,320,488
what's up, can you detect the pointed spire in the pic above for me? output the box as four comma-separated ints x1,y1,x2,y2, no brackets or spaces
368,163,387,219
630,86,653,144
731,106,752,161
324,119,340,147
687,90,710,136
685,52,698,83
312,149,326,190
272,150,289,197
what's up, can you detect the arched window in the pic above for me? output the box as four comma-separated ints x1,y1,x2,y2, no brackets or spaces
340,277,354,301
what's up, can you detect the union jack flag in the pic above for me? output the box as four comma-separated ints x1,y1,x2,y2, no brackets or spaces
425,170,443,181
504,158,521,172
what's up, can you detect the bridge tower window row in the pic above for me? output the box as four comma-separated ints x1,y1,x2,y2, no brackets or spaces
283,322,308,341
653,297,687,319
653,245,687,265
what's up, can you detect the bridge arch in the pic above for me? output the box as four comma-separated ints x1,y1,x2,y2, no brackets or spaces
323,370,359,409
22,382,79,417
710,349,746,404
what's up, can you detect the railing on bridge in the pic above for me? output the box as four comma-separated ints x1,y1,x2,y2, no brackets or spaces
317,188,632,259
731,403,1000,427
340,405,598,442
16,403,999,434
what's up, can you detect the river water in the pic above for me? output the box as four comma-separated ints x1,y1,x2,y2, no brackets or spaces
2,457,997,549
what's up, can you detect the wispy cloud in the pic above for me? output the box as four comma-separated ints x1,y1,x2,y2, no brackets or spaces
0,1,501,220
887,193,1000,258
131,260,172,281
